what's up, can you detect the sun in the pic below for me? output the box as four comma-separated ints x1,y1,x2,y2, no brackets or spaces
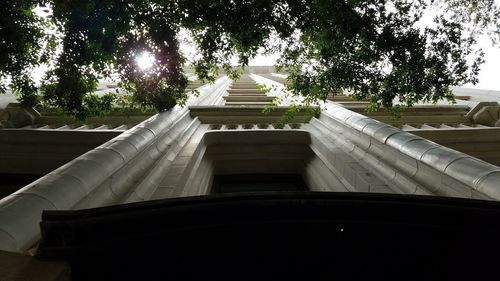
135,51,155,70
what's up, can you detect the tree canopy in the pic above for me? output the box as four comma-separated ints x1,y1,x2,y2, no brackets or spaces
1,0,499,119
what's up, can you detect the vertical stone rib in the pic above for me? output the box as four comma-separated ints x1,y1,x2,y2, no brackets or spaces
320,102,500,200
0,77,230,253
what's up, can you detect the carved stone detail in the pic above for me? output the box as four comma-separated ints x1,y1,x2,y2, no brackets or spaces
0,103,40,128
472,105,500,127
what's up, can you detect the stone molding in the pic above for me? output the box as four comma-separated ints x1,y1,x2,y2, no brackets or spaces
319,102,500,200
0,77,230,253
0,108,188,252
1,76,499,254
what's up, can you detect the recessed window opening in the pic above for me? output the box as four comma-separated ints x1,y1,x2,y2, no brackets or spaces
211,174,308,194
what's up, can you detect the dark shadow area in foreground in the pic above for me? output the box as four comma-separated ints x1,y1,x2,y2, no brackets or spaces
38,192,500,280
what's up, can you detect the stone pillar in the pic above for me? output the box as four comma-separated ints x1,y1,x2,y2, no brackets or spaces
312,102,500,200
0,77,230,253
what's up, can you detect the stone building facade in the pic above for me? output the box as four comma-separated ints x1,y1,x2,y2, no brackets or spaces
1,70,500,279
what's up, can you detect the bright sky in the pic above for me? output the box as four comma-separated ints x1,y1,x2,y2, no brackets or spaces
469,36,500,90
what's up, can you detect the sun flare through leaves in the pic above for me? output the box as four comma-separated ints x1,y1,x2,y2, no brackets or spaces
135,51,155,71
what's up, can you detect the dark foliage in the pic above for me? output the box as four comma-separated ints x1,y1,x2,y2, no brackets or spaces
1,0,499,119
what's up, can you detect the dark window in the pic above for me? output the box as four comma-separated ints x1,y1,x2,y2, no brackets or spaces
211,174,308,193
